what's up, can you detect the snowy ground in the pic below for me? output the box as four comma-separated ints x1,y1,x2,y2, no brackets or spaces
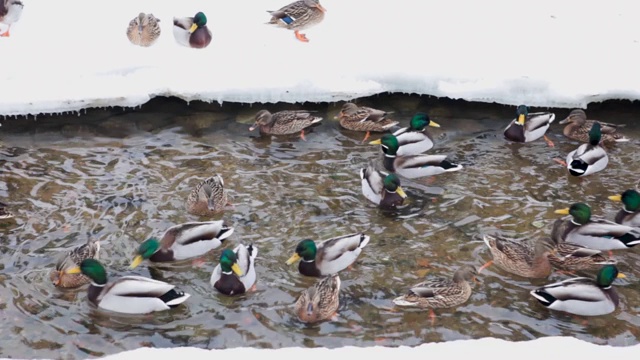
2,0,640,117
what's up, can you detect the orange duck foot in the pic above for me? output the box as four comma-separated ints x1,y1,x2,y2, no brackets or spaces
544,135,555,147
294,30,309,42
361,131,372,143
300,130,307,141
553,158,568,167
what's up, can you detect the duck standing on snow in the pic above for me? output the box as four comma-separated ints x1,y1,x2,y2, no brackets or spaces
530,264,626,316
390,112,441,155
185,175,230,216
0,0,23,37
360,165,407,208
608,189,640,227
65,259,191,314
286,233,370,277
503,104,556,146
335,102,398,143
173,12,212,49
370,134,462,179
266,0,326,43
129,221,234,268
552,203,640,252
210,244,258,296
559,109,629,144
126,12,161,47
50,238,101,288
249,109,322,140
0,201,13,219
294,273,340,323
563,122,608,177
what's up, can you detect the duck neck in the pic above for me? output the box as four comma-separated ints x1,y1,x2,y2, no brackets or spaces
88,282,104,306
382,154,396,172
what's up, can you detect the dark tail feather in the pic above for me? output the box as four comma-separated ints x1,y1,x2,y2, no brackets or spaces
160,289,187,307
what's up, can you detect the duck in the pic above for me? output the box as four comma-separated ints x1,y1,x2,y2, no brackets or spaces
392,265,478,310
388,112,441,155
50,238,101,288
173,11,212,49
479,235,555,278
559,109,629,144
294,273,340,323
286,233,370,277
185,175,229,216
360,165,407,209
503,104,556,146
0,0,23,37
64,259,190,314
552,203,640,251
126,12,161,47
129,221,234,268
210,244,258,296
335,102,398,142
0,201,13,219
370,134,462,179
249,109,322,140
266,0,326,43
530,264,626,316
608,189,640,227
564,122,608,177
546,237,617,273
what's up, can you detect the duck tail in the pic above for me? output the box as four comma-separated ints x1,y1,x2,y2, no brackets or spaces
439,160,463,172
161,289,191,307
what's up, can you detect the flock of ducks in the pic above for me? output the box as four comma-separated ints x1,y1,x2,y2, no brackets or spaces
0,0,327,45
3,102,640,324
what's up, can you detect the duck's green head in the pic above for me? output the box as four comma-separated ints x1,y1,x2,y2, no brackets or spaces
369,134,399,155
588,122,602,146
219,249,243,276
596,265,625,288
609,189,640,212
65,259,108,285
286,239,317,264
190,12,208,33
516,105,529,124
554,203,591,225
383,173,407,198
130,238,161,269
409,113,440,131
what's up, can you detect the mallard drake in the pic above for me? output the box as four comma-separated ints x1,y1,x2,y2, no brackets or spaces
185,175,229,216
552,203,640,251
393,265,477,310
173,12,212,49
479,235,555,278
129,221,234,268
388,112,441,156
360,165,407,208
126,12,161,47
559,109,629,144
370,134,462,179
503,105,556,146
249,109,322,140
0,0,23,37
530,264,625,316
50,238,100,288
0,201,13,219
609,189,640,227
294,273,340,323
266,0,326,43
286,233,370,277
210,244,258,296
335,102,398,142
547,237,616,273
564,122,608,177
65,259,190,314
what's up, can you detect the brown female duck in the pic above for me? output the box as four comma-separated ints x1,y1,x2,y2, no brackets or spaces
335,102,398,142
185,175,230,216
295,273,340,323
559,109,628,144
479,235,555,278
249,109,323,140
126,12,161,47
50,238,101,288
266,0,326,42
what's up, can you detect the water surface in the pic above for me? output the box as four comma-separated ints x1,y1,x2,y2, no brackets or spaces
1,95,640,359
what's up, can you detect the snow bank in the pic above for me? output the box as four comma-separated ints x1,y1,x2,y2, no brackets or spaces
1,0,640,117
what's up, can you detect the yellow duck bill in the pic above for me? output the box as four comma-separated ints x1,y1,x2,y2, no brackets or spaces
129,255,144,269
286,253,301,265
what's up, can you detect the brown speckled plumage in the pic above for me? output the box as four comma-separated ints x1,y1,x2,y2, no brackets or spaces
560,109,629,144
547,238,617,272
249,109,323,136
126,13,161,47
50,239,100,288
393,265,477,309
483,235,555,278
337,103,399,133
185,175,228,216
295,273,340,323
267,0,325,31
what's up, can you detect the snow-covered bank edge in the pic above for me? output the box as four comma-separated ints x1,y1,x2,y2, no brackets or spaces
88,337,638,360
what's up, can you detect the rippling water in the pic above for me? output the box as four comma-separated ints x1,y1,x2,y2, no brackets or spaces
1,95,640,359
